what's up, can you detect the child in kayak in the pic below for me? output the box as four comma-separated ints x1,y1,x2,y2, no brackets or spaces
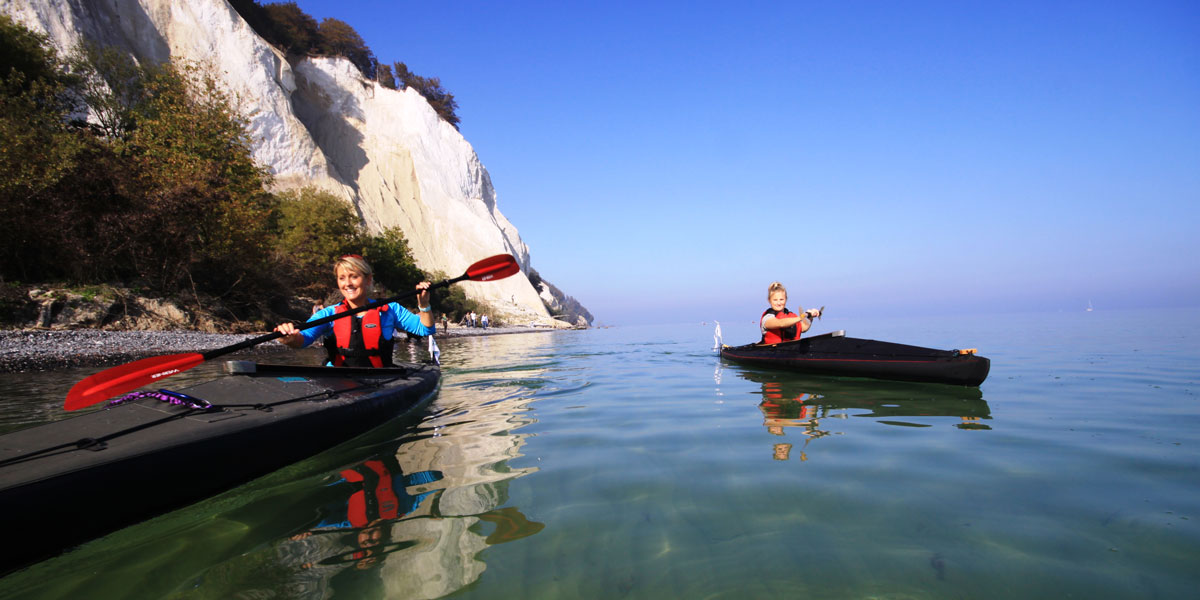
274,255,435,367
760,281,821,344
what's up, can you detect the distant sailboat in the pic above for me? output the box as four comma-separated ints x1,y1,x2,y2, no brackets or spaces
1086,300,1094,312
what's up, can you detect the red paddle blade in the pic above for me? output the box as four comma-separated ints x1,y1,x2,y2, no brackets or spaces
65,353,205,411
466,254,521,282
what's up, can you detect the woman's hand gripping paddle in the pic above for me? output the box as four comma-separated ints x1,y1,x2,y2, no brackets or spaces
64,254,521,411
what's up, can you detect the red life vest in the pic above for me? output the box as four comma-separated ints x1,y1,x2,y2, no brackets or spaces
327,302,393,368
760,307,803,345
340,460,401,528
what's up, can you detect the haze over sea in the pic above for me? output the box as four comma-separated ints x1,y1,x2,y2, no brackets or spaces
1,307,1197,598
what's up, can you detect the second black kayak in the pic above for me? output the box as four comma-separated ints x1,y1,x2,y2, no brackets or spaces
0,360,439,574
720,331,990,386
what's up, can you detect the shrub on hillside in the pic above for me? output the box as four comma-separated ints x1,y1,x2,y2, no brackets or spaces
67,42,146,140
351,227,424,296
272,186,361,294
272,186,427,304
124,61,277,301
0,14,69,96
0,16,119,283
1,17,279,311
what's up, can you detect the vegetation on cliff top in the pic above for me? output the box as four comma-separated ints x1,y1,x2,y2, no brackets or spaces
229,0,460,129
0,15,486,329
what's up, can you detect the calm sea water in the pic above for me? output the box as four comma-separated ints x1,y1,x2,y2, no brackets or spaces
1,308,1197,599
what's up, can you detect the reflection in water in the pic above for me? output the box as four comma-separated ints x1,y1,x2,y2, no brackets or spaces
272,452,443,592
759,382,834,462
365,334,552,598
189,334,554,599
218,437,544,599
723,365,993,462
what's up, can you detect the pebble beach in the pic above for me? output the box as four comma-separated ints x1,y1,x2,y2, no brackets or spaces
0,325,560,373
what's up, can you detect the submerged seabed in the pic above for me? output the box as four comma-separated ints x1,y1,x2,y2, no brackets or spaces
1,308,1197,599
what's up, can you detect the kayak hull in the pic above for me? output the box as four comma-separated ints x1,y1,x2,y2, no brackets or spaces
0,361,439,573
720,333,990,386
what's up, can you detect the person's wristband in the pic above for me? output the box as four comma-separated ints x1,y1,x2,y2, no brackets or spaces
419,305,431,312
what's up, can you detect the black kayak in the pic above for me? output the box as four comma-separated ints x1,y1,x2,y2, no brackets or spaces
0,360,439,574
720,331,990,386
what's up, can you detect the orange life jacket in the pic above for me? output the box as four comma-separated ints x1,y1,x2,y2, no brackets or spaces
340,460,401,528
327,302,393,367
760,307,802,345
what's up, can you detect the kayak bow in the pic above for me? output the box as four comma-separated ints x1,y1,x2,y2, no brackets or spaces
0,360,439,573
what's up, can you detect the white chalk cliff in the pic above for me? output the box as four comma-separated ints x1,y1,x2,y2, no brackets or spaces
2,0,565,325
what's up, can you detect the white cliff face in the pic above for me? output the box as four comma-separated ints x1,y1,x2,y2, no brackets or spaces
2,0,556,324
289,58,547,321
537,283,562,314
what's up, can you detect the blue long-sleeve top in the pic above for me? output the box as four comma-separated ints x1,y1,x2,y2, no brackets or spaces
295,301,435,348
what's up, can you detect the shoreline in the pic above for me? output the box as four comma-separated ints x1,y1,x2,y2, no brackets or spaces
0,325,570,373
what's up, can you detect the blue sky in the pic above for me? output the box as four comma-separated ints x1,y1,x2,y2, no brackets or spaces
286,0,1199,326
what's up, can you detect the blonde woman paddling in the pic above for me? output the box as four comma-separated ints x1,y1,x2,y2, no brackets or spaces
274,255,435,367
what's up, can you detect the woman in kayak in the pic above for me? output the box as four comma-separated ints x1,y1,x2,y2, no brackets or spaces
274,254,435,367
760,281,821,344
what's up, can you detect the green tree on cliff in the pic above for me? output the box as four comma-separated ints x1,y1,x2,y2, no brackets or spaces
393,61,460,130
318,17,376,78
228,0,319,55
376,63,395,89
262,1,321,54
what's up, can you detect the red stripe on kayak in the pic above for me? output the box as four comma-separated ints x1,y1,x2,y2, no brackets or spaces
722,353,950,364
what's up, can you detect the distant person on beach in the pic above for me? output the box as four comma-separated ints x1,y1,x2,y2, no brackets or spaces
441,314,449,330
274,255,435,367
760,281,820,345
481,314,489,329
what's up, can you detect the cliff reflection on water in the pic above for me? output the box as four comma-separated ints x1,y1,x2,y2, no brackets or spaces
728,366,992,462
210,376,546,600
265,333,551,598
